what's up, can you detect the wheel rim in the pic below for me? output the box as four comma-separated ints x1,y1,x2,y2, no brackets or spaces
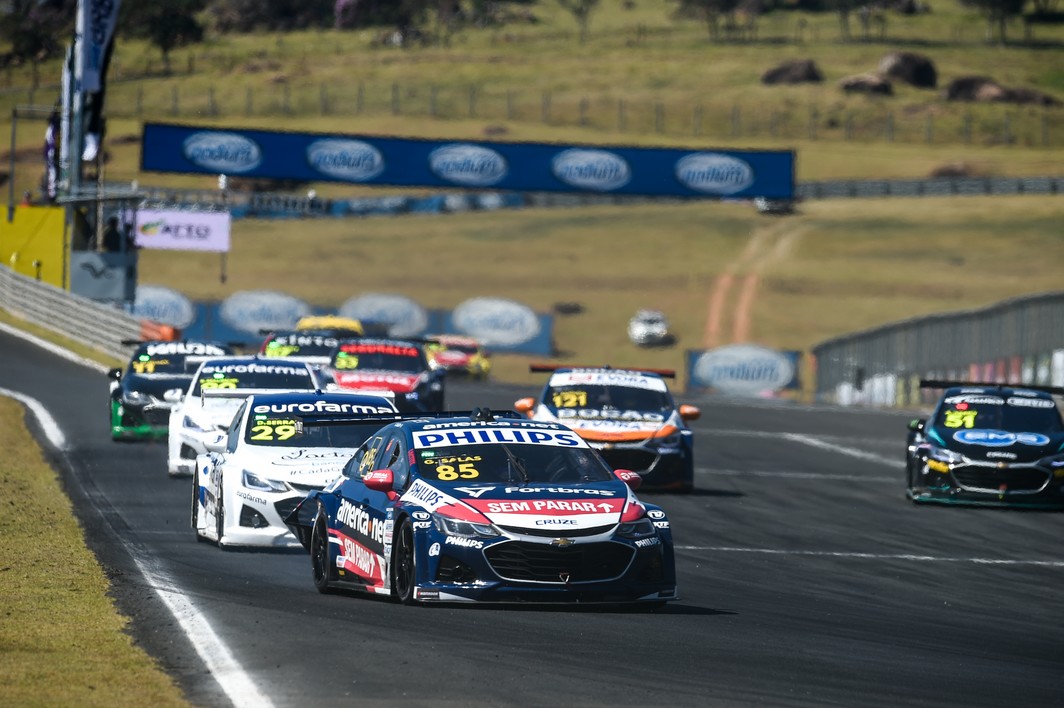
395,523,414,599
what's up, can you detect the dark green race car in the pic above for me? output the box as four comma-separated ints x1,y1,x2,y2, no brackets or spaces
109,340,234,441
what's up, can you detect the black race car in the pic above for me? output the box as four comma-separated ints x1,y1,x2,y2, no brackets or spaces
108,340,234,441
906,380,1064,508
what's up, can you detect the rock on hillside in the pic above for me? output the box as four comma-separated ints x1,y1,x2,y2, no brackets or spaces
761,59,824,85
944,76,1062,106
877,51,937,88
839,73,893,95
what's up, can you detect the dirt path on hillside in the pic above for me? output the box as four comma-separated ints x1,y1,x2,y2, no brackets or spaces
702,221,807,348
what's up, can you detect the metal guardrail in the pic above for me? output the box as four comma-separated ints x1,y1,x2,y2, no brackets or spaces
812,291,1064,407
0,266,141,362
796,176,1063,200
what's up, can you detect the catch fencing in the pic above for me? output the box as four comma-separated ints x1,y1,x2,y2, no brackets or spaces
0,266,141,362
812,291,1064,408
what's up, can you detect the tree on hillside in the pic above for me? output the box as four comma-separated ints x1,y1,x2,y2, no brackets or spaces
208,0,333,32
829,0,857,41
672,0,744,42
120,0,208,73
960,0,1028,43
557,0,600,44
0,0,74,63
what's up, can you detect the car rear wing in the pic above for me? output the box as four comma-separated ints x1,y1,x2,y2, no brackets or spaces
200,388,297,402
920,379,1064,396
529,363,676,378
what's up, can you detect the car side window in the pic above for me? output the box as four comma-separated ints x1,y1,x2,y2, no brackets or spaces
354,435,387,479
379,433,410,491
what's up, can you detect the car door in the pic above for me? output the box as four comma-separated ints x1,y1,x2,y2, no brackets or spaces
332,430,396,587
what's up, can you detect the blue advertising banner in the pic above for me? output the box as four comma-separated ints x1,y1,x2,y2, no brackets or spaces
141,123,795,199
686,345,802,395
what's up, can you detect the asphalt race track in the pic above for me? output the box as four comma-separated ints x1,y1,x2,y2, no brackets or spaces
4,328,1064,707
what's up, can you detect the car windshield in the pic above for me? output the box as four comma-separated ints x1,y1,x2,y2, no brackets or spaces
128,342,229,376
261,333,339,358
331,342,426,373
546,384,673,414
244,417,383,447
192,363,315,396
414,443,614,485
935,394,1064,433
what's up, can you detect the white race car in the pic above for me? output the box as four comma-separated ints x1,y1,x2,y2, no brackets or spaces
167,356,324,476
192,390,399,548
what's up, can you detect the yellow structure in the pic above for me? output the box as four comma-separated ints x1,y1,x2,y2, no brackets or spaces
0,205,69,288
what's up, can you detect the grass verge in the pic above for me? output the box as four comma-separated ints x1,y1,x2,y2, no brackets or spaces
0,397,189,707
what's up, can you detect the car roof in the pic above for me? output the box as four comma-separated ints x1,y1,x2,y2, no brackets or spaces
940,385,1055,400
195,356,314,371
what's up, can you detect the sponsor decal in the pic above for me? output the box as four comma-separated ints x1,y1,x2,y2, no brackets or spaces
691,344,796,396
306,139,385,181
145,341,226,357
428,144,508,186
416,589,440,600
413,521,432,529
653,521,670,529
429,542,441,557
551,371,668,391
182,132,262,173
647,510,666,519
336,501,387,547
200,362,309,376
339,293,428,338
338,534,382,583
251,401,394,415
945,395,1004,406
445,536,485,549
535,518,578,526
674,153,755,195
503,486,614,496
986,451,1017,459
135,209,232,253
634,537,661,548
556,409,665,423
482,499,617,514
453,486,495,498
237,491,267,505
404,480,448,510
550,149,631,191
219,290,311,334
335,372,419,389
452,297,541,348
132,285,197,329
413,428,581,449
411,511,431,521
953,429,1051,447
1006,397,1055,409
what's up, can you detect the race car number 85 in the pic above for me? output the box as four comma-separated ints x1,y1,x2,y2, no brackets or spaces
435,462,479,481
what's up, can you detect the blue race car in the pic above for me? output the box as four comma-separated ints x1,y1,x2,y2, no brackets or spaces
906,380,1064,508
285,409,678,606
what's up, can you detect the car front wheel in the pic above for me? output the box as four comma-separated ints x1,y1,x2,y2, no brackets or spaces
311,511,334,594
392,518,418,605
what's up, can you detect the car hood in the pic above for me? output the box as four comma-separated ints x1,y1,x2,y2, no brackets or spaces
240,446,358,482
333,370,422,392
401,478,642,532
536,406,679,441
182,397,245,429
930,426,1064,464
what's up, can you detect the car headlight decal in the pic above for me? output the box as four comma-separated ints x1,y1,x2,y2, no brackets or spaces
432,513,500,539
183,415,214,433
616,517,655,539
242,469,290,494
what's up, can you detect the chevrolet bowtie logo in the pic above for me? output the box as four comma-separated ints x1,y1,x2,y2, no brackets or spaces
550,538,575,548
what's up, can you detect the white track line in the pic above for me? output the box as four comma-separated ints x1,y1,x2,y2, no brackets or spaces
0,321,109,373
782,432,899,468
676,545,1064,568
0,325,273,708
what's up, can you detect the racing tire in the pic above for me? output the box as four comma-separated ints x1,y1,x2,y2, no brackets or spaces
215,478,227,550
311,511,335,595
392,518,418,605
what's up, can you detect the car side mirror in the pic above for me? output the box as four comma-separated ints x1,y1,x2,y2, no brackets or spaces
108,367,122,381
679,404,701,421
204,432,226,454
365,469,399,501
613,469,642,491
514,397,535,415
908,418,926,432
